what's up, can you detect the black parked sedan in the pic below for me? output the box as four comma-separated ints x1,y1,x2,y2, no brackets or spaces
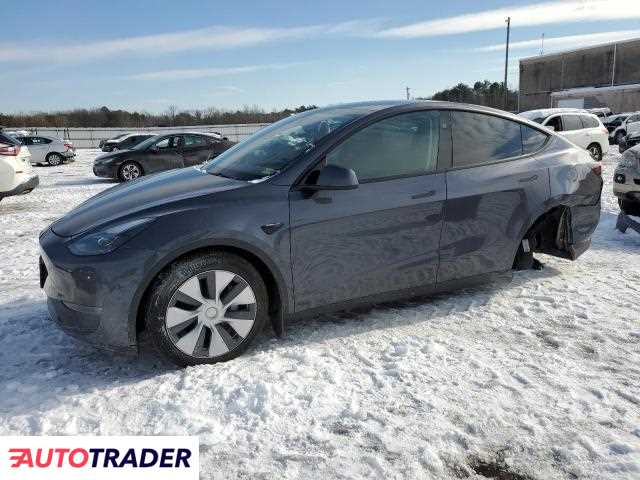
93,132,235,181
101,133,157,152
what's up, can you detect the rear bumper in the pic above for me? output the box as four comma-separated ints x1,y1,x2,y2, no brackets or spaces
0,174,39,199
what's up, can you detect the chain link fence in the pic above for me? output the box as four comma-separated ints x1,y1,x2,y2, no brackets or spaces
10,123,270,148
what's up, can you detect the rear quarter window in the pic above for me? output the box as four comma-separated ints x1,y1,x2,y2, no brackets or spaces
581,116,599,128
522,126,548,154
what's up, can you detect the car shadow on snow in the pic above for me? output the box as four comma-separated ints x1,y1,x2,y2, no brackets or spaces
249,264,564,356
43,178,119,188
0,265,563,423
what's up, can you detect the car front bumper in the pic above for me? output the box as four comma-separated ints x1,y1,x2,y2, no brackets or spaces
39,227,155,353
92,162,118,179
0,174,39,199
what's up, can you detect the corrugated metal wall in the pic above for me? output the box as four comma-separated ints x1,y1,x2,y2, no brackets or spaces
519,38,640,111
8,123,270,148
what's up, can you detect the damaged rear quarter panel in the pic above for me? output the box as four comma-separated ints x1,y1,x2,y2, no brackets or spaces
543,141,603,256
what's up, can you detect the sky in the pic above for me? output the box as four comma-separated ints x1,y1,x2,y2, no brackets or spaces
1,0,640,113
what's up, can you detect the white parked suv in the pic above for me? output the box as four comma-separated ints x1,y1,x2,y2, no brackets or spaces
15,135,76,166
519,108,609,161
0,133,39,202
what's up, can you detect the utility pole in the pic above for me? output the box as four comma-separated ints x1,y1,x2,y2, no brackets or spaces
504,16,511,110
540,33,545,55
406,86,411,100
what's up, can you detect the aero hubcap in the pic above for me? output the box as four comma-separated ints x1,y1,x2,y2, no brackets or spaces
588,146,600,160
165,270,257,358
122,164,140,180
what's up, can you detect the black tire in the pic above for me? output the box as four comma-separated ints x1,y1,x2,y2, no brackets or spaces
144,251,269,367
614,131,625,145
46,153,63,166
118,161,143,182
619,199,640,217
587,143,602,161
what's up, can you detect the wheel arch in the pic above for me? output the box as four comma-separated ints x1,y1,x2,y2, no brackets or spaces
512,204,574,266
129,239,288,347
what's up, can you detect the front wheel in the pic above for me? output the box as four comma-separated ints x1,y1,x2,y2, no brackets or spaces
587,143,602,161
118,161,142,181
614,131,625,145
144,252,269,366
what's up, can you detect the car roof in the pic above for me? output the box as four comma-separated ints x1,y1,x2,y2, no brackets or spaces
519,107,588,119
108,132,156,141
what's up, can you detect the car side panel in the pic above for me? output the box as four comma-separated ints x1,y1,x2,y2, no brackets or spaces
289,174,446,312
438,157,550,282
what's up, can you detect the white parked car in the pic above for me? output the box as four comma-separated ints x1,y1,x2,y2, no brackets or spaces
15,135,75,166
612,112,640,150
0,133,39,203
519,108,609,161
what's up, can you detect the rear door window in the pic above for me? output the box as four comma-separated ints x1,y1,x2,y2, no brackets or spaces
451,111,522,167
562,115,583,131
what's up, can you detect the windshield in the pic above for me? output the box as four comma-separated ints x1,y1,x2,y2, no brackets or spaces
133,135,163,151
204,104,384,181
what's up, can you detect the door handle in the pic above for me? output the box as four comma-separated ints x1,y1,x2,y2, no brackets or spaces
411,190,436,200
518,175,538,183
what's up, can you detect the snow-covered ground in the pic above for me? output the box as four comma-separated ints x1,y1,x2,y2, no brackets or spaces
0,150,638,479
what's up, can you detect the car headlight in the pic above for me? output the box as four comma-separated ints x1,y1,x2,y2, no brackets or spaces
68,217,155,256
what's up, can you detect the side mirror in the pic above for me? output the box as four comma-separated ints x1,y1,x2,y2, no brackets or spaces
149,145,159,153
305,165,359,191
546,124,556,131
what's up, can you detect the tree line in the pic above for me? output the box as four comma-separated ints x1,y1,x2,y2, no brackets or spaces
0,104,318,128
1,80,518,128
424,80,519,112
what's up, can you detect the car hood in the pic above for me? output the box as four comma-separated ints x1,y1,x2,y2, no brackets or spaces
94,150,132,162
51,167,246,237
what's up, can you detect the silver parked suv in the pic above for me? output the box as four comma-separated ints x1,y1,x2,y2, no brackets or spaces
614,144,640,216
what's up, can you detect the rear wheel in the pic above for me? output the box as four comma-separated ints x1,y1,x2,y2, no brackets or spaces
587,143,602,161
144,252,268,367
619,199,640,217
46,153,63,166
118,161,142,181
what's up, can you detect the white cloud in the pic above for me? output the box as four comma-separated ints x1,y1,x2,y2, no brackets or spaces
0,20,382,64
377,0,640,38
128,62,306,81
477,29,640,52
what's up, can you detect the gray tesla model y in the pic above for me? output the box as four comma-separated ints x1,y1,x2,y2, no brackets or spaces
40,101,603,366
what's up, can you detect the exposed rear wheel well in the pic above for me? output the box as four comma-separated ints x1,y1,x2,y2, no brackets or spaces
513,206,571,268
136,245,283,337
